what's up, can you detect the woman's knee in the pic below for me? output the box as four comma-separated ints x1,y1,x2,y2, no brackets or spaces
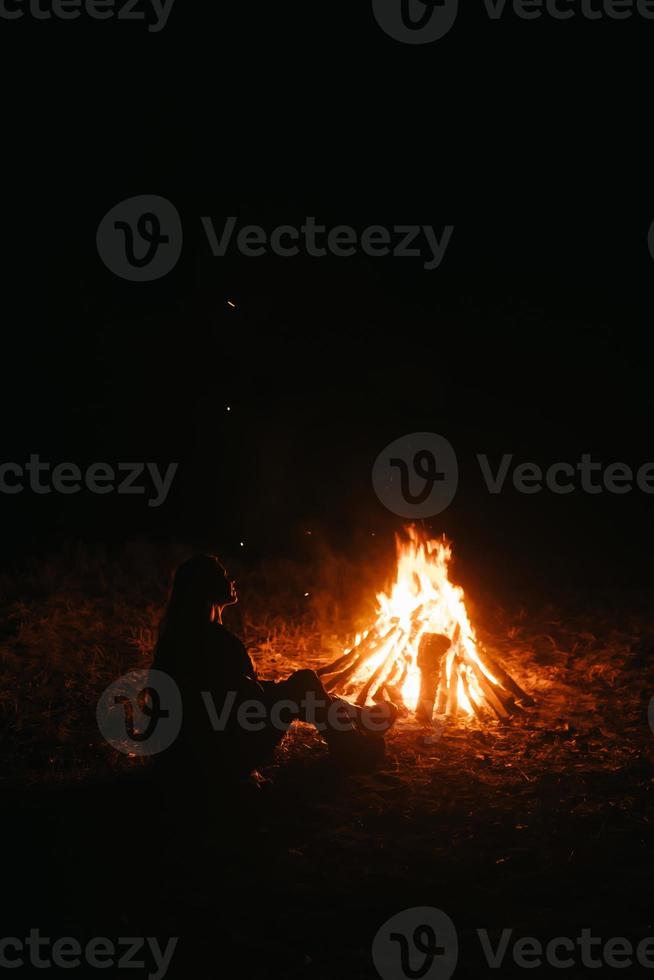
286,669,324,699
292,668,319,684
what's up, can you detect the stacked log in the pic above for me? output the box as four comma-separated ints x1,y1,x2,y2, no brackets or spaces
319,622,532,724
415,633,451,722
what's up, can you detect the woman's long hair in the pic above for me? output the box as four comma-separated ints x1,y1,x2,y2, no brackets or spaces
153,555,231,676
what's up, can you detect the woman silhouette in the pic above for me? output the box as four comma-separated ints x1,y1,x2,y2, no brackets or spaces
151,555,395,784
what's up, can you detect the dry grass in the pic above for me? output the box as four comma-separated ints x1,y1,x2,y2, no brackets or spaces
2,540,654,791
6,543,654,979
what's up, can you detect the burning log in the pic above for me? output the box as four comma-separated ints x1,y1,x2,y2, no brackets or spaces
321,525,533,728
415,632,451,723
382,660,410,714
477,646,535,708
463,655,512,721
355,649,396,705
383,656,403,690
382,684,410,715
435,656,449,715
460,671,485,723
317,628,382,677
446,662,459,718
316,646,360,679
322,629,392,692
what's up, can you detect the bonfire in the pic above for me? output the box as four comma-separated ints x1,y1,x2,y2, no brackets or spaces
319,526,533,722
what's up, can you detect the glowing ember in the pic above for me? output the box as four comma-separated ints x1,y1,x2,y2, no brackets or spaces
319,525,532,723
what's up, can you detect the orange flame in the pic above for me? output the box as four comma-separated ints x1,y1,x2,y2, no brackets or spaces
342,526,496,717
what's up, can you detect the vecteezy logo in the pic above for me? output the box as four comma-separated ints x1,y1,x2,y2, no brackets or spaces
96,668,182,756
372,0,458,43
372,433,458,518
96,195,182,281
372,907,458,980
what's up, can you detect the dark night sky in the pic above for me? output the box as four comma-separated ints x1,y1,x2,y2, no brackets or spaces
0,1,651,598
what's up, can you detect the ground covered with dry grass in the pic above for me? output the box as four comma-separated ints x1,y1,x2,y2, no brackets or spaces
3,543,654,977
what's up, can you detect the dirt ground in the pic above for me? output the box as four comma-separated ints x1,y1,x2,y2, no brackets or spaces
3,552,654,978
